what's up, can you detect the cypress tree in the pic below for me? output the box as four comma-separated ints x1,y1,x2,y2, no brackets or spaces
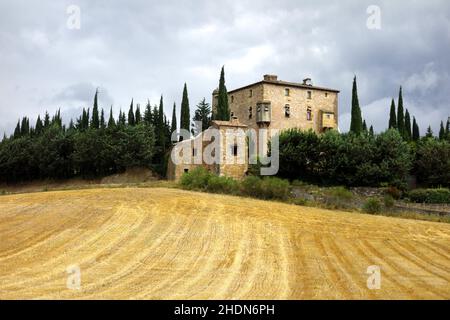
13,120,21,138
144,100,152,125
216,66,230,121
180,83,190,134
20,117,29,136
389,99,397,129
135,104,142,124
91,89,100,129
128,99,135,126
350,76,363,134
362,119,368,133
425,125,433,138
412,117,420,141
446,118,450,141
369,125,374,136
404,109,412,141
100,109,105,129
35,115,43,135
439,121,445,140
44,112,50,128
158,95,165,150
397,87,405,138
108,107,115,128
171,102,177,137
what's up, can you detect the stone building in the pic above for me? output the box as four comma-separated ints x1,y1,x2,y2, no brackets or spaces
167,119,248,181
212,74,339,134
168,75,339,180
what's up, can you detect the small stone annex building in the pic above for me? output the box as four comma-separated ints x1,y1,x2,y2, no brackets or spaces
167,75,339,181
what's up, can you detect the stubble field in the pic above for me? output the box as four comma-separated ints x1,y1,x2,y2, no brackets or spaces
0,187,449,299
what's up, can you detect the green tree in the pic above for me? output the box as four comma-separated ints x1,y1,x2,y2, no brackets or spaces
412,117,420,141
192,98,211,135
91,89,100,129
180,83,190,135
397,87,405,138
425,125,433,138
128,99,135,126
108,107,115,128
369,125,374,137
388,99,397,129
135,104,142,125
171,102,177,140
362,119,368,133
439,121,445,140
144,100,152,125
216,66,230,121
350,76,363,134
404,109,412,141
35,115,43,135
415,138,450,187
100,109,106,129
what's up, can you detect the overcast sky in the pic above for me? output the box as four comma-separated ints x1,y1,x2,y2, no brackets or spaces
0,0,449,135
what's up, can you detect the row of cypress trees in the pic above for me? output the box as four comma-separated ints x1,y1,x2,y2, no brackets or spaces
350,77,448,142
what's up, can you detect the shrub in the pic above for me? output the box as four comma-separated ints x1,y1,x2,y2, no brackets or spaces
322,186,353,209
408,188,450,204
260,177,291,200
386,186,402,199
241,176,263,198
180,167,212,190
241,176,290,200
363,198,382,214
383,195,395,208
206,175,239,194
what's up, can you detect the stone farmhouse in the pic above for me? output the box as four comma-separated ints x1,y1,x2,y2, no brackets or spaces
167,75,339,181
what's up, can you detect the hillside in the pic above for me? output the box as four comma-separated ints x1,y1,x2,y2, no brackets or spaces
0,188,449,299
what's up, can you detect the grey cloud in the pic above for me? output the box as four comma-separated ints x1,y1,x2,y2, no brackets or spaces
0,0,449,136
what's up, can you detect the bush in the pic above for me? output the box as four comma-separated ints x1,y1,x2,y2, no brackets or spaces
322,186,353,209
241,176,291,200
383,195,395,208
206,175,239,194
408,188,450,204
363,198,382,214
260,177,291,200
386,186,402,199
180,167,212,190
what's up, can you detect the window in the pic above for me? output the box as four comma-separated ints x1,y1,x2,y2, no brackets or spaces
184,168,189,173
231,144,238,156
325,92,328,98
248,106,252,119
192,148,197,157
230,111,234,117
284,104,290,118
231,95,234,103
249,89,253,97
307,91,312,99
284,88,290,96
307,107,312,121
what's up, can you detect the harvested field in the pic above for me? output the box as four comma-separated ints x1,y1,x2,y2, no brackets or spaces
0,188,449,299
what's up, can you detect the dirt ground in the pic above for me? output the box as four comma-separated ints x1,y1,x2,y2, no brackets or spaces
0,188,449,299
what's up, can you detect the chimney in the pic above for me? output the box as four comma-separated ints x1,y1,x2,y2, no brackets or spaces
263,74,278,81
303,78,313,86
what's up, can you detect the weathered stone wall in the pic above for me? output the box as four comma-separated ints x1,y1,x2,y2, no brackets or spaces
219,78,339,135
